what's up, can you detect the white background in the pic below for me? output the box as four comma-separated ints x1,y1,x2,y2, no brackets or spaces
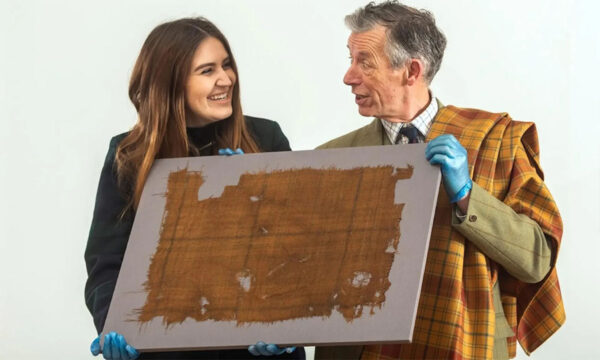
1,0,598,359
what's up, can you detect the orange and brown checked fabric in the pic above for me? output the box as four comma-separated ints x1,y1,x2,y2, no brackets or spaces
361,106,564,359
138,165,413,325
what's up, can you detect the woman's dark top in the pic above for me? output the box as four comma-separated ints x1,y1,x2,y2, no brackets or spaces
84,116,305,359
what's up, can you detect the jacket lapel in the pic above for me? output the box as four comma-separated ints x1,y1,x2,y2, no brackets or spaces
355,118,389,146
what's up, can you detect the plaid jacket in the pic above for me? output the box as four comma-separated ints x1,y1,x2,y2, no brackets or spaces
320,105,564,359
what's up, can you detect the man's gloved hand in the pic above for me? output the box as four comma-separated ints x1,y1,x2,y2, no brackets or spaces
248,341,296,356
90,332,139,360
425,134,473,203
218,148,244,156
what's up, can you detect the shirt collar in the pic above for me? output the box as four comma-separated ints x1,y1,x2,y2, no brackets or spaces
380,92,439,144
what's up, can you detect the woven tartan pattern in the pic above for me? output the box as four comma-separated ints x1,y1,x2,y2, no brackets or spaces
362,106,564,359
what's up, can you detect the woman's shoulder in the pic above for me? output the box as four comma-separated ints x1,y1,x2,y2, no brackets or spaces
244,115,286,137
100,131,131,166
109,131,131,148
244,115,280,130
243,115,290,152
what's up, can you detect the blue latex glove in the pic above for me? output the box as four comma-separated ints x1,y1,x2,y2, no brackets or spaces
90,332,139,360
248,341,296,356
425,134,473,203
218,147,244,155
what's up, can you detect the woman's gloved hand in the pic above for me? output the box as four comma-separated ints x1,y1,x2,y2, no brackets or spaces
90,332,139,360
218,148,244,155
248,341,296,356
425,134,473,203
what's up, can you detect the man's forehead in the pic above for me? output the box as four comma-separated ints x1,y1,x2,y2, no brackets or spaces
347,25,387,55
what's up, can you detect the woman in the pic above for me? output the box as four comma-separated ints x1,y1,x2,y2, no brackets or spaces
84,17,304,360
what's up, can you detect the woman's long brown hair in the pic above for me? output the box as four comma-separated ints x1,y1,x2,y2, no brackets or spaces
116,18,259,211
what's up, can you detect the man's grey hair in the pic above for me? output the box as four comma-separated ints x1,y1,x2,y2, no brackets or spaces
345,1,447,83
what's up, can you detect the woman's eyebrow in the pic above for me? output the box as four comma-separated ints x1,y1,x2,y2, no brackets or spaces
193,57,231,72
193,62,215,72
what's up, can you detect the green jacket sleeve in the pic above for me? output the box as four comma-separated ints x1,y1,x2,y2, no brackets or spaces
451,182,552,283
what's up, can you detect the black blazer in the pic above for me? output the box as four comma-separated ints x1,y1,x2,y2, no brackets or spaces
84,116,304,359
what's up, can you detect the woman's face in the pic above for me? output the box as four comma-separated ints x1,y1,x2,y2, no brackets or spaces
185,37,237,127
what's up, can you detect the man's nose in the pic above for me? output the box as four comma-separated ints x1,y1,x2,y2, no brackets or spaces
343,65,360,86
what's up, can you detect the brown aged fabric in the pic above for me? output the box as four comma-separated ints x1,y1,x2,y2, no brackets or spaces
361,106,564,359
138,165,413,325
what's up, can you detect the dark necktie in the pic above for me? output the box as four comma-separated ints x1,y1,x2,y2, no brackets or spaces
397,125,420,144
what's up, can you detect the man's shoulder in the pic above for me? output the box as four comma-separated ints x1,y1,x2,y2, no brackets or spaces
317,119,381,149
432,104,522,139
441,104,503,117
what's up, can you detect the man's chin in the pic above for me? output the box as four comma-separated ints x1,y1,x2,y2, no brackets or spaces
357,106,374,118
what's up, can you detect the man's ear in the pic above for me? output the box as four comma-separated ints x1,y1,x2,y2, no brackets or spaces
405,58,425,86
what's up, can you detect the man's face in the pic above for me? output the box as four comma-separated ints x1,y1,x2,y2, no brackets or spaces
344,25,407,121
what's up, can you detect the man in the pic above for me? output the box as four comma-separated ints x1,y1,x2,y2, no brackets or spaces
315,2,564,359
